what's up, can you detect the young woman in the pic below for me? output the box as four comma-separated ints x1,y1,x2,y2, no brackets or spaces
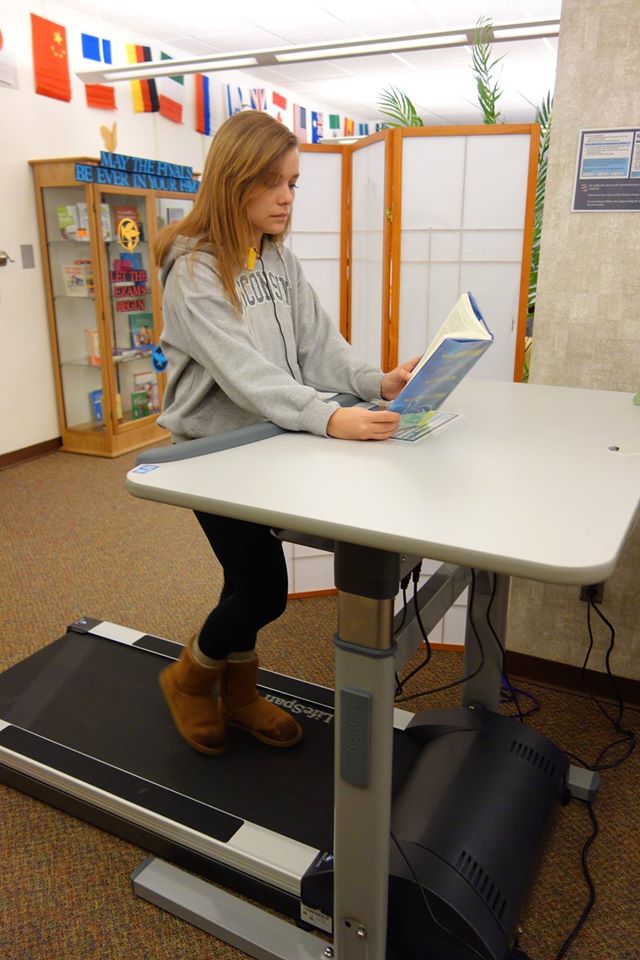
154,110,417,755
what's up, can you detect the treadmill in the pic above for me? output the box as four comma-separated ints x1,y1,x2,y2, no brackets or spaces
0,415,570,960
0,613,568,960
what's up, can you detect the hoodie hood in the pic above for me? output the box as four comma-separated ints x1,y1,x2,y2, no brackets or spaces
159,235,215,289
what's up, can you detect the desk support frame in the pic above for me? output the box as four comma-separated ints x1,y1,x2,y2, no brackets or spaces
333,542,400,960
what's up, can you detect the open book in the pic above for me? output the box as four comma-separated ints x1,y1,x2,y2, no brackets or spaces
389,292,493,418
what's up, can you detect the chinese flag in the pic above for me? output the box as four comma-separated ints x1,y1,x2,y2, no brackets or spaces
31,14,71,102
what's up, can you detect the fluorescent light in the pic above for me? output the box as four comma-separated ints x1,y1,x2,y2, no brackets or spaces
275,34,470,63
75,18,560,84
493,22,560,40
79,56,259,83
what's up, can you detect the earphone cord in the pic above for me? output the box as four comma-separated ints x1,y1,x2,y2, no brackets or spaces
257,255,296,379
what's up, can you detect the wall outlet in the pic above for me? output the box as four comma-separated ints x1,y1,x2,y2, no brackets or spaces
579,583,605,603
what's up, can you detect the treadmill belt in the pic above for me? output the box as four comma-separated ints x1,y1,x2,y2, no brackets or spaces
0,629,419,854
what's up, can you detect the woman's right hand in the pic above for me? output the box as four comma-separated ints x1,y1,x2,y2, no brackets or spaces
327,406,400,441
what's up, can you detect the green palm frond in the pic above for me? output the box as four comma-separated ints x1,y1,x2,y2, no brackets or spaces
470,16,504,124
377,86,424,127
528,91,554,322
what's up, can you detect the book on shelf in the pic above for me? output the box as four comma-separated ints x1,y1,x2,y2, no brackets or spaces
130,390,151,419
128,311,154,349
388,292,493,418
55,204,87,241
133,371,160,413
63,259,94,297
113,205,144,241
84,328,101,365
89,388,103,422
100,204,112,241
55,203,111,242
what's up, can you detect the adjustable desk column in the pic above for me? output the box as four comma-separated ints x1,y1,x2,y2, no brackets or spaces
332,543,400,959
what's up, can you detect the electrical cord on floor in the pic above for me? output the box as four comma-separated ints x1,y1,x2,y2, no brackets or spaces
552,595,634,960
394,569,485,703
553,800,598,960
499,678,540,719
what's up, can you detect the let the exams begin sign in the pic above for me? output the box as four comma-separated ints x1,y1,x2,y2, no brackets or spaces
75,152,200,194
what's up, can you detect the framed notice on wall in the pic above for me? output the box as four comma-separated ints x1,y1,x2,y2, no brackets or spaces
573,128,640,211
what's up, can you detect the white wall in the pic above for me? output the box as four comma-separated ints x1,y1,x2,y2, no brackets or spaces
0,0,350,456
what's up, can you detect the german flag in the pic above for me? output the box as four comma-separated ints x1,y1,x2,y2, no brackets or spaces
126,44,159,113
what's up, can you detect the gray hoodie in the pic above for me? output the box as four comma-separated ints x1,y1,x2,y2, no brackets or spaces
157,237,384,442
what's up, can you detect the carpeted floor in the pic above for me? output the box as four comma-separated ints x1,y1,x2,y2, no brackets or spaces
0,449,638,960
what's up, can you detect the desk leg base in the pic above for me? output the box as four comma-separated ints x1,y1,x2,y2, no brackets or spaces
132,857,328,960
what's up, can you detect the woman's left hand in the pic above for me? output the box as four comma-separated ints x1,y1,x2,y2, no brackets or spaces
380,357,421,400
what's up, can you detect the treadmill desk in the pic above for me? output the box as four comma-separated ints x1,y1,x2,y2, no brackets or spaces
126,378,640,960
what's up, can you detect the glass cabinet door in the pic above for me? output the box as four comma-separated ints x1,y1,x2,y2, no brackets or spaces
97,192,195,428
156,196,194,231
99,192,158,427
42,186,105,432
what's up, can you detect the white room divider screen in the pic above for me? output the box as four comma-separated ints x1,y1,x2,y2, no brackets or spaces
388,126,538,383
283,127,538,634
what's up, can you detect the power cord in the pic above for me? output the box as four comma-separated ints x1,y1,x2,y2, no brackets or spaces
552,594,635,960
554,800,598,960
394,569,485,703
564,596,635,772
390,828,494,960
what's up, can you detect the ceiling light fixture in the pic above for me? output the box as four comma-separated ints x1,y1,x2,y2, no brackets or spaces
273,33,471,63
76,18,560,84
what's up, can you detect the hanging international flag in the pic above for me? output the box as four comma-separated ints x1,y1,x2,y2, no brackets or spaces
311,111,323,144
0,25,18,89
357,122,369,136
31,14,71,102
269,89,287,122
225,84,248,117
293,104,308,143
344,118,354,136
157,53,184,123
328,114,341,136
250,88,267,111
195,73,212,135
80,33,115,110
126,44,159,113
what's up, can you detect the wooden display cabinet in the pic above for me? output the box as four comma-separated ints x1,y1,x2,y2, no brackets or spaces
30,157,196,457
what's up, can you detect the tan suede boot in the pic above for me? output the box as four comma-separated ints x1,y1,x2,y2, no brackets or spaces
220,656,303,748
159,644,227,755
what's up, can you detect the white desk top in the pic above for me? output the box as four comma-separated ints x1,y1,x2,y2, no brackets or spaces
127,380,640,586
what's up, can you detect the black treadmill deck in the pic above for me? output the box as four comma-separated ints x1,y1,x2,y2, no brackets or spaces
0,620,418,862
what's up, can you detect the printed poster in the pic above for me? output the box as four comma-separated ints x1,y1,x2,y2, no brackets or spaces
573,128,640,211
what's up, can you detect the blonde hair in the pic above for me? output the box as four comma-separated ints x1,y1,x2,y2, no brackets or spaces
154,111,298,310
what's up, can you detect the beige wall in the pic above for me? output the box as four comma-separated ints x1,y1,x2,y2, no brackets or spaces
507,0,640,679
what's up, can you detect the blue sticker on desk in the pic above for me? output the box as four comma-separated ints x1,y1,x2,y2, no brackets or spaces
132,464,159,473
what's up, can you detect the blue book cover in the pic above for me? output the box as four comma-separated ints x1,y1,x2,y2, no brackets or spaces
389,293,493,416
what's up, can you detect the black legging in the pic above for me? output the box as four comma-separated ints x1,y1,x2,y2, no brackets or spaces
194,511,288,660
